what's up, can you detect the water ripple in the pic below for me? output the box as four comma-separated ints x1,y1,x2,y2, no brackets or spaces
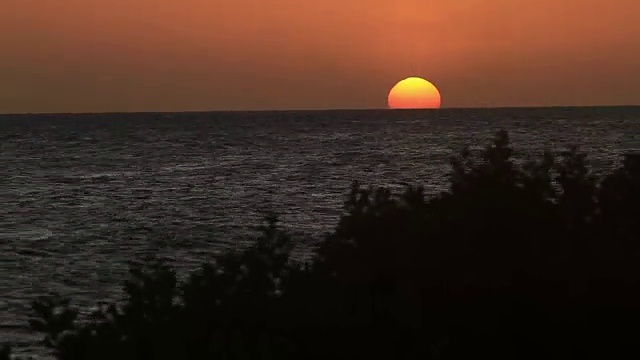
1,107,639,357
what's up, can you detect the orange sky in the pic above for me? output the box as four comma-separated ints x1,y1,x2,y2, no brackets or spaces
1,0,639,113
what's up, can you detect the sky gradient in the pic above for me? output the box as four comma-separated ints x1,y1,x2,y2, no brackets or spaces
2,0,639,113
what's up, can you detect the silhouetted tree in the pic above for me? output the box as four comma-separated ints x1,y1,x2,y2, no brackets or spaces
0,345,10,360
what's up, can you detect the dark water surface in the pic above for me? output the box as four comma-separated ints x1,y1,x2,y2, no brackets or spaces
1,107,639,357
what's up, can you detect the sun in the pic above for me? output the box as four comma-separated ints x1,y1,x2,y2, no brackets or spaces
388,77,441,109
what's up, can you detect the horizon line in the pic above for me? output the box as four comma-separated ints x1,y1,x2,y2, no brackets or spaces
1,104,639,116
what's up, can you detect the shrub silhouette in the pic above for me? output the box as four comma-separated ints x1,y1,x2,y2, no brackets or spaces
0,346,9,360
0,345,35,360
20,130,640,359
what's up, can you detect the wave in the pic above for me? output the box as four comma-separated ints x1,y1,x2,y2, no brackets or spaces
2,227,54,242
160,162,211,172
78,170,139,180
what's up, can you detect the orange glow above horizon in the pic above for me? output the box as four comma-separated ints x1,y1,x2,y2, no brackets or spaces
1,0,640,113
388,77,441,109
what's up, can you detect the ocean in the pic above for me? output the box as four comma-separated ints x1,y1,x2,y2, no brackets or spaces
1,106,639,357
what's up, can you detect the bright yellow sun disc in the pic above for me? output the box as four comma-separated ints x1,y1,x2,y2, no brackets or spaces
388,77,441,109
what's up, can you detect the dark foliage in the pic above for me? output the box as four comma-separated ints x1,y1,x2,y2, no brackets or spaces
0,346,9,360
0,345,34,360
11,130,640,359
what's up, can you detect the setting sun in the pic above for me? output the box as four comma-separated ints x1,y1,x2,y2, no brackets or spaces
388,77,442,109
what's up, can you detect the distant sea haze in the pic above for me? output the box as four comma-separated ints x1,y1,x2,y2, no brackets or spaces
1,106,639,357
